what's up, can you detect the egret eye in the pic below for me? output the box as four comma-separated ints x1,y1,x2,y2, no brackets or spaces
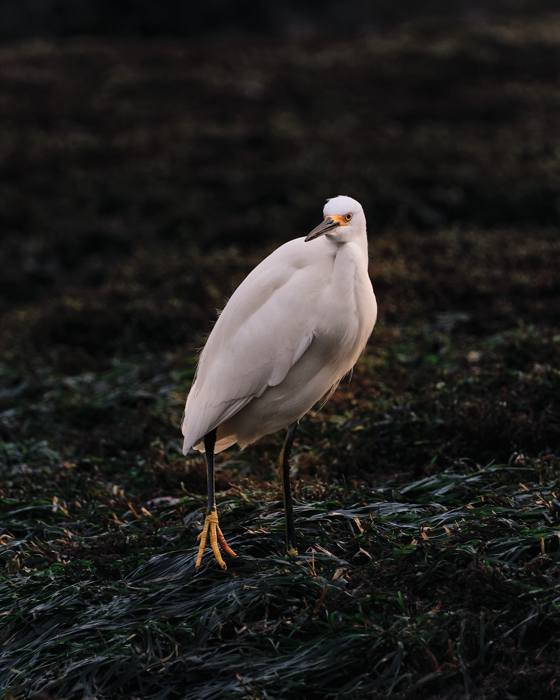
345,213,353,222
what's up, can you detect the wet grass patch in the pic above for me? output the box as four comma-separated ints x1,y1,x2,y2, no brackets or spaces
2,463,560,698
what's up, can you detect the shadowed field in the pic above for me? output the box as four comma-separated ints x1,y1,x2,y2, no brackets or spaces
1,12,560,699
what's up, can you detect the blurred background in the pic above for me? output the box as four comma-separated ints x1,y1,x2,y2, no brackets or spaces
1,0,559,478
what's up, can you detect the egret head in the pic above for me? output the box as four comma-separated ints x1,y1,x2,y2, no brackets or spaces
305,195,366,243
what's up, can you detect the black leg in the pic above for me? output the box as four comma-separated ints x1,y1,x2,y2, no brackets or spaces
278,422,298,551
204,429,217,513
195,428,237,570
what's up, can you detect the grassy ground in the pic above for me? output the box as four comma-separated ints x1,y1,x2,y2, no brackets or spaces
1,12,560,700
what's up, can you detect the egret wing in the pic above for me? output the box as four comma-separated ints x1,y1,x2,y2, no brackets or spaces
182,239,326,453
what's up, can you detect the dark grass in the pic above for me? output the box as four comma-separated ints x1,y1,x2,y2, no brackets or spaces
1,10,560,700
3,463,560,698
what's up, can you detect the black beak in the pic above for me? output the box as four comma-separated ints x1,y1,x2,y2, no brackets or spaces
305,216,340,242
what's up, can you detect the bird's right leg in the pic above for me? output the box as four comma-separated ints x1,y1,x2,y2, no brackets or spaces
195,429,237,570
278,422,298,555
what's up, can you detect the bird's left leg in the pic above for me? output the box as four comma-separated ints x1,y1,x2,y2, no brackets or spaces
195,428,237,570
278,422,298,555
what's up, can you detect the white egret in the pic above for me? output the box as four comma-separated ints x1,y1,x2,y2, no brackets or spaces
182,195,377,569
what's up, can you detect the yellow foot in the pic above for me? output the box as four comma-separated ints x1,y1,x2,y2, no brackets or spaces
195,509,237,570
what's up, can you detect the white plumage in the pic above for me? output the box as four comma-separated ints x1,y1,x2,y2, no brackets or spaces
182,195,377,456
